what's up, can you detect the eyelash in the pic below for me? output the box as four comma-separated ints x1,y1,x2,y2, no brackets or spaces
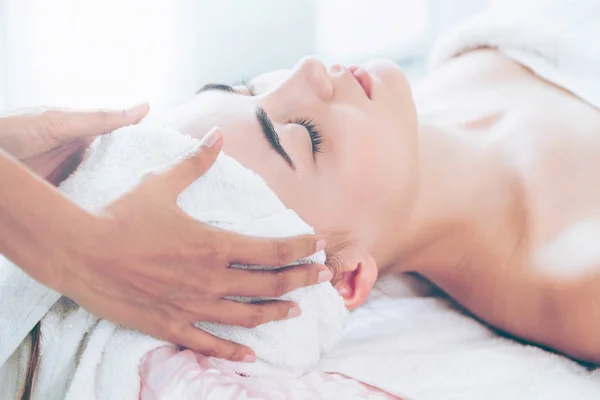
292,118,323,155
243,80,323,156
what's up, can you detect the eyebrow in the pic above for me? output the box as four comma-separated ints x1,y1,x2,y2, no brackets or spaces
255,106,295,169
197,83,296,170
197,83,236,94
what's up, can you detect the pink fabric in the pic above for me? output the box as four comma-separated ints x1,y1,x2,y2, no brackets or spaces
139,346,401,400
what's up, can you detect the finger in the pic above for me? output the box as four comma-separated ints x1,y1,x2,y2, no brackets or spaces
154,127,223,196
41,103,150,141
210,300,301,328
225,232,325,267
174,324,256,362
223,264,333,298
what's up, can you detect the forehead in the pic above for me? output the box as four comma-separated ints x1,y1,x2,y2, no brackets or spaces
250,69,292,91
202,90,256,123
184,91,257,136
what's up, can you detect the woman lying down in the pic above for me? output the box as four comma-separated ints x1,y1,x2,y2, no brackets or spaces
8,3,600,400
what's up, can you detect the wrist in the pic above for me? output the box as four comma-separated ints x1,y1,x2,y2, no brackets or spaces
0,149,102,291
47,208,103,294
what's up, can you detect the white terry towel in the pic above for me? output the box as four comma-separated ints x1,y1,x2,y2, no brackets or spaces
0,124,347,400
430,0,600,110
318,275,600,400
0,259,61,367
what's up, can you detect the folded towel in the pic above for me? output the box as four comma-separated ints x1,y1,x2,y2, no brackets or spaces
430,0,600,110
0,124,347,400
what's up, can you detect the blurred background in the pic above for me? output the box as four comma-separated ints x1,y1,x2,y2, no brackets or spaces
0,0,502,114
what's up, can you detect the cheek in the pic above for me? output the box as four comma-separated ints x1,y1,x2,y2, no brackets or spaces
255,166,337,234
228,151,333,234
329,121,416,218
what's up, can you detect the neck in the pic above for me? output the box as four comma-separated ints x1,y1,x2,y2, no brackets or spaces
382,119,526,276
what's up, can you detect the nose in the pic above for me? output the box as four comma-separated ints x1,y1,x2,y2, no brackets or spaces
328,63,348,75
289,56,334,101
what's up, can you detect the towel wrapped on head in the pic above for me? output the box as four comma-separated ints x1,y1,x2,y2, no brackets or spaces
0,124,348,400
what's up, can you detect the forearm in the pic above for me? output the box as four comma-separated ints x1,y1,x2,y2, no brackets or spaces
0,149,93,289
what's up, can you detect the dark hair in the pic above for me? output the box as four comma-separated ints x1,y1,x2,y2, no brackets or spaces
20,322,41,400
323,230,354,285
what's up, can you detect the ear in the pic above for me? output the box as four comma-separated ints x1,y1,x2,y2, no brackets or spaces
333,254,378,310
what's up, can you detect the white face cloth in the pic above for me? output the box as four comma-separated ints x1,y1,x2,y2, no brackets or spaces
0,124,347,400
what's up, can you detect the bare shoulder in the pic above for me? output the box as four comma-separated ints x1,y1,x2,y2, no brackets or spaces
413,48,600,361
416,48,600,246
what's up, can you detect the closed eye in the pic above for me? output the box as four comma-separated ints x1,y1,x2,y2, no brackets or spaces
196,80,317,166
292,118,323,157
237,80,322,157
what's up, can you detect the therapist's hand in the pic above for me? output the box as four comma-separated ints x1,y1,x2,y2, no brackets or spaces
0,104,149,185
56,127,330,362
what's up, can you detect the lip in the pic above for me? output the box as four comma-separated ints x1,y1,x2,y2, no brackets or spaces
349,65,373,100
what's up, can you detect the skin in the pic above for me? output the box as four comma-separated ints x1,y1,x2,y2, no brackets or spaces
165,50,600,363
0,106,332,363
166,56,419,309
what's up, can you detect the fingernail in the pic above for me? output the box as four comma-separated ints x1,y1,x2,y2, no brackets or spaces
315,240,326,253
286,306,302,319
317,269,333,283
242,354,256,363
125,102,149,117
200,126,221,148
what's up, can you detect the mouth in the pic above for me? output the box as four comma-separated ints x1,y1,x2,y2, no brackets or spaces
349,65,373,100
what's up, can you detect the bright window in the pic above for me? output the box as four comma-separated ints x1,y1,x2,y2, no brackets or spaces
0,0,491,113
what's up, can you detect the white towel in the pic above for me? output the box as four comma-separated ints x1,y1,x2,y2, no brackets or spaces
318,275,600,400
430,0,600,110
0,259,62,367
0,124,347,400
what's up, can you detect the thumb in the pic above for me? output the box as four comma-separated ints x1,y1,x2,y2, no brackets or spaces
157,126,223,197
48,103,151,141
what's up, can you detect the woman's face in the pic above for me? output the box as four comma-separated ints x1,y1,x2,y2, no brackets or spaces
168,56,418,265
